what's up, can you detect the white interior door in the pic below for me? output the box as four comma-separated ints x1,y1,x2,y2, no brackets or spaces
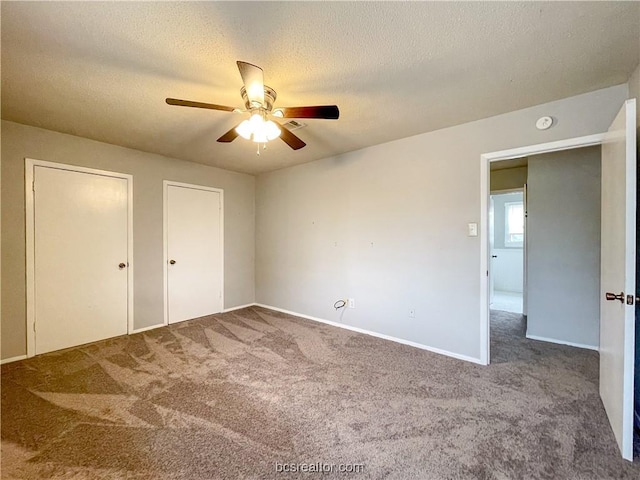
489,196,495,305
34,166,129,354
166,184,223,324
599,98,636,461
523,183,528,316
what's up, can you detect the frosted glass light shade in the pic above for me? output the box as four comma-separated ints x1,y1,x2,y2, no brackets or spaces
264,120,281,141
235,114,281,143
235,120,252,140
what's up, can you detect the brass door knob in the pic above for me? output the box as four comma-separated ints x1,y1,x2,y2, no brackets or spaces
605,292,624,302
118,263,126,269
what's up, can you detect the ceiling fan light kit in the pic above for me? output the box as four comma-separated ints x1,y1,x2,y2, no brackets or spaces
236,113,281,143
166,61,340,153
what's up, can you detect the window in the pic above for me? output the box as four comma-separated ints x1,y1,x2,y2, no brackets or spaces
504,201,524,247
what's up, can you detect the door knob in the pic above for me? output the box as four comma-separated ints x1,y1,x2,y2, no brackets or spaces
605,292,624,302
169,259,176,265
118,263,126,269
491,255,498,258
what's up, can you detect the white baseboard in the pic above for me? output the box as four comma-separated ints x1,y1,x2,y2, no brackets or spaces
1,354,27,365
9,303,484,366
254,303,483,365
526,334,598,351
131,323,165,334
223,303,255,313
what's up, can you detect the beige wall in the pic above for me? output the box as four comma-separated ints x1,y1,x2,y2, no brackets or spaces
255,85,628,362
629,63,640,125
1,120,255,360
490,166,527,192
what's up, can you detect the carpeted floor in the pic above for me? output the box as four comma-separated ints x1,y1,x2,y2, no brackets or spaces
2,306,639,479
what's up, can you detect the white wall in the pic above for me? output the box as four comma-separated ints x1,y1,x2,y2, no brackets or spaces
1,121,255,360
256,85,627,362
526,147,601,349
492,249,523,294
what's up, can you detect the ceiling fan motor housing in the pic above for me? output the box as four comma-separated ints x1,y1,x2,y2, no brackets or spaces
241,85,277,111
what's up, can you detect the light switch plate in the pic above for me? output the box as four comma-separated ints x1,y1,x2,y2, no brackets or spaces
468,223,478,237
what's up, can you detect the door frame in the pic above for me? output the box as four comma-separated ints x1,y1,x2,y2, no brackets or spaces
162,180,224,326
479,133,606,365
25,158,134,358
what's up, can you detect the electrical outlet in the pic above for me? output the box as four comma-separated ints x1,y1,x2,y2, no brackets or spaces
348,298,355,309
409,309,416,318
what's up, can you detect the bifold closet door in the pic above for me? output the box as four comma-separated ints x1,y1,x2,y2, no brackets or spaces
34,166,129,354
166,184,222,324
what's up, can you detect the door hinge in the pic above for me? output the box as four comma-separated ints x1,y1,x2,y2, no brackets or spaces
32,180,35,192
33,322,36,332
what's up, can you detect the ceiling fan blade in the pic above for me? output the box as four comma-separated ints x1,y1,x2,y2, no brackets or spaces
166,98,236,112
237,61,265,106
217,124,241,143
274,105,339,120
278,125,306,150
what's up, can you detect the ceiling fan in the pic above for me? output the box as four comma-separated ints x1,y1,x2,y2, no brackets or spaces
166,61,339,152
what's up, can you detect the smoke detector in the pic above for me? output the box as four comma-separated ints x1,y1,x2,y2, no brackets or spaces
536,116,554,130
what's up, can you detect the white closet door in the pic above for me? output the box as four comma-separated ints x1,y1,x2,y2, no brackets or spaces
34,166,129,354
167,184,222,324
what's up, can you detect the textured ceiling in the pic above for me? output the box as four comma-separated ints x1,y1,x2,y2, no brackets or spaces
2,2,639,175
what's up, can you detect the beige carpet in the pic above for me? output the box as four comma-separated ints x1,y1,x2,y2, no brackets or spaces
2,306,639,479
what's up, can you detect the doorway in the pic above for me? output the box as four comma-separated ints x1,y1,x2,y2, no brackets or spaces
25,159,133,356
490,189,525,314
480,133,607,364
489,148,602,350
163,181,224,325
480,97,637,462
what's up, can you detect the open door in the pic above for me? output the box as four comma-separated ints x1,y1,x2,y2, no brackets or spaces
522,184,528,316
489,196,495,306
600,98,636,461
